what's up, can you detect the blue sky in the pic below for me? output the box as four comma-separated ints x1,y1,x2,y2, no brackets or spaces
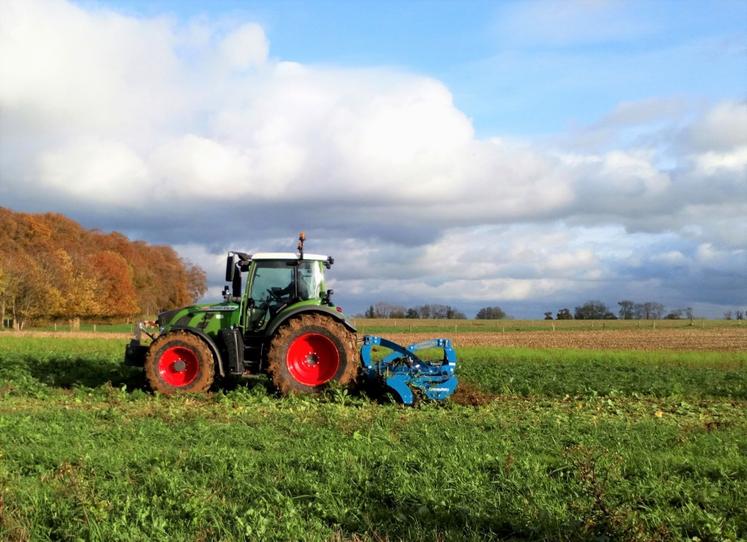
1,0,746,317
96,0,747,136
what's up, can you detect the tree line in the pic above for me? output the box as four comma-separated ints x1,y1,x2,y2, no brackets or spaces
361,302,509,320
544,300,696,320
0,208,206,329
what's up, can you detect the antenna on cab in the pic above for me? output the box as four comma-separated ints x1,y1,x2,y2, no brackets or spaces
297,231,306,260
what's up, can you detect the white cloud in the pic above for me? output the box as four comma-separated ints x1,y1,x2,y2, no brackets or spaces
687,101,747,152
39,140,150,204
692,146,747,175
219,23,269,70
492,0,655,47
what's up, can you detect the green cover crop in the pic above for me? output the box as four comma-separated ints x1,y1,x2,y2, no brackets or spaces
0,336,745,541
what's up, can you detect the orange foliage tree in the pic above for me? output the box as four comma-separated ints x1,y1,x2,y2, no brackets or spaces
0,207,207,326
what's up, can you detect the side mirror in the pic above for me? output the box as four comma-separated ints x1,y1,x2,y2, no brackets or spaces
225,253,235,282
232,270,242,298
323,289,334,305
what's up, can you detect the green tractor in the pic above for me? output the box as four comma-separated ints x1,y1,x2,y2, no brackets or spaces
125,233,358,395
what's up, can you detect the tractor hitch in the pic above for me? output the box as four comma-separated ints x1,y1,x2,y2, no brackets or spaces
359,336,458,405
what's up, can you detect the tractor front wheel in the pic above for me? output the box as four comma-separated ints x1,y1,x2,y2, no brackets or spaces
267,314,358,395
145,331,215,394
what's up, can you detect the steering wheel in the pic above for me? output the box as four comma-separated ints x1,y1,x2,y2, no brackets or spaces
267,287,284,301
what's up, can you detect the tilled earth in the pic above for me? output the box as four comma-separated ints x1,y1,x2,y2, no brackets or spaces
383,328,747,351
6,326,747,351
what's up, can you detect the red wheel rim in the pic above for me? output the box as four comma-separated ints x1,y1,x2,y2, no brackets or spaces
286,333,340,386
158,346,200,387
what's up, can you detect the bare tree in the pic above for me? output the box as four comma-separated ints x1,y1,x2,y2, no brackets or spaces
618,300,635,320
636,302,665,320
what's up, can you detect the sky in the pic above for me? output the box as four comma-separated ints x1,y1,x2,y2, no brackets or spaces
1,0,746,318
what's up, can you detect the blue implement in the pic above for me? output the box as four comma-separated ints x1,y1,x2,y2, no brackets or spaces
359,336,458,405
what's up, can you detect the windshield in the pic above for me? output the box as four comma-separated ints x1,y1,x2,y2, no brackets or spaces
297,260,323,300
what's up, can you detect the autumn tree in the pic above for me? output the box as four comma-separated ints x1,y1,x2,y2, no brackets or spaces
88,251,140,318
0,251,49,329
0,207,207,325
0,264,8,326
186,263,208,303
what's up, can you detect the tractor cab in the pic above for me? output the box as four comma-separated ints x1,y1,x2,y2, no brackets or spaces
224,252,335,332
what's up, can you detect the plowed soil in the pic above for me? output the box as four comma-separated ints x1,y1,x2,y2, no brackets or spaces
382,328,747,351
6,326,746,351
450,382,498,406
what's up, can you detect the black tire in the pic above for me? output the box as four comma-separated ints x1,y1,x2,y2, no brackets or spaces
145,331,215,394
267,313,358,395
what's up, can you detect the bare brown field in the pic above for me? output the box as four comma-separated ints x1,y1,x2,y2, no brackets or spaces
3,326,746,351
383,328,747,351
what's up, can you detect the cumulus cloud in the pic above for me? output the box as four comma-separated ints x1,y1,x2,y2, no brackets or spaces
0,0,745,316
219,23,269,69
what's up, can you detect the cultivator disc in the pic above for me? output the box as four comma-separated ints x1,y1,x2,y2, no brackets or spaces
359,336,458,405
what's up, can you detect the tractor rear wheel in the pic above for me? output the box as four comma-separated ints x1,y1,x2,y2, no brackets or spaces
267,314,358,395
145,331,215,394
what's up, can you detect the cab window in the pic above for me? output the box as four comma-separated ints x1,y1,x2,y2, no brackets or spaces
250,261,293,305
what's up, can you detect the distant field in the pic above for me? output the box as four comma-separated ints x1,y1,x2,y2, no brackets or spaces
0,334,745,540
25,322,135,333
18,317,747,336
352,317,747,334
8,320,747,352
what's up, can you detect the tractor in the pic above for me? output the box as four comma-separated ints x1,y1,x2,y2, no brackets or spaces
125,234,458,404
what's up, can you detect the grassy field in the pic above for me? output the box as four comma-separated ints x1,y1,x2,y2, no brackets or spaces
0,335,745,541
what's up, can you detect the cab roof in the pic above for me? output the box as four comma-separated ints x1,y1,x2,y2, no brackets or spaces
250,252,329,261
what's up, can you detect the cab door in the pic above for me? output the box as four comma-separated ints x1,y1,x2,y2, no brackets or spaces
244,260,295,332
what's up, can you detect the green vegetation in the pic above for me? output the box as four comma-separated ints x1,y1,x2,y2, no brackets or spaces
22,322,136,334
1,336,746,541
459,347,746,399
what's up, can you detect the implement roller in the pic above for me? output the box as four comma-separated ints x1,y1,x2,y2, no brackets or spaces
360,336,458,405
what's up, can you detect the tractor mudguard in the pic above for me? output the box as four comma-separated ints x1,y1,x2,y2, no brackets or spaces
169,326,226,377
264,305,356,338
